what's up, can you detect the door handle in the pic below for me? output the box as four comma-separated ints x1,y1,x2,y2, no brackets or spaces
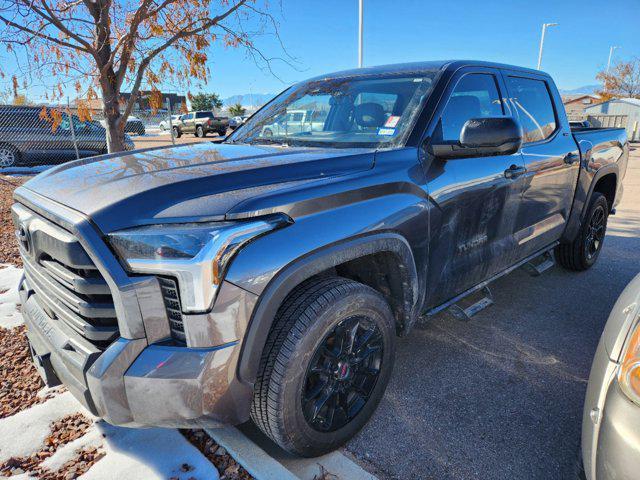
504,164,527,179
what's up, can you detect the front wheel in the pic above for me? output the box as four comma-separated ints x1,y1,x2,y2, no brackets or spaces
556,192,609,271
173,126,182,138
251,276,396,457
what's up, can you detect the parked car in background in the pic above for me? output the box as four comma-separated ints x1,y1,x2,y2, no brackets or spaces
172,111,228,138
159,115,182,131
261,109,326,137
582,272,640,480
13,60,628,458
124,116,145,135
100,116,145,136
229,116,244,130
0,106,134,167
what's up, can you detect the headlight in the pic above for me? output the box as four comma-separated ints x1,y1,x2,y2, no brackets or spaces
108,217,286,312
619,318,640,405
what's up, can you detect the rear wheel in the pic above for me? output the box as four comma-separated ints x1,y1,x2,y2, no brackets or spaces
251,276,396,457
0,144,19,167
556,192,609,271
196,125,206,138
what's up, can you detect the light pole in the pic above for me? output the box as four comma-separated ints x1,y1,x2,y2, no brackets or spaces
358,0,363,68
607,46,620,73
537,22,558,70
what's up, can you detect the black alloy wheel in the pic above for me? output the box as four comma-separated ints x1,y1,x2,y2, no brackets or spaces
585,204,606,261
302,315,383,432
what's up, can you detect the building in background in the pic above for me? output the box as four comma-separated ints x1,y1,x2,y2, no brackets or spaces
119,91,186,112
73,91,187,114
584,98,640,142
562,94,600,117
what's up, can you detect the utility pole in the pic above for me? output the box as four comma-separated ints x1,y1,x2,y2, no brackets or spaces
607,46,620,73
537,22,558,70
358,0,363,68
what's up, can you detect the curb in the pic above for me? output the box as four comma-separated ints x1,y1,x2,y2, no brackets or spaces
206,423,377,480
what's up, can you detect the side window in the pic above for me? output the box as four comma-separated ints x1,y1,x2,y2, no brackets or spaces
435,73,504,142
506,77,557,143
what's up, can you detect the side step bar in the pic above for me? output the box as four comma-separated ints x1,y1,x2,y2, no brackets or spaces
447,286,493,321
425,243,559,321
522,250,555,277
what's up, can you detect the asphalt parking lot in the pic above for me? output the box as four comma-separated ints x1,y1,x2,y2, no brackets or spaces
346,146,640,480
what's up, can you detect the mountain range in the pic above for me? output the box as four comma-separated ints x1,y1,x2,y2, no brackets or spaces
223,93,276,107
558,84,600,95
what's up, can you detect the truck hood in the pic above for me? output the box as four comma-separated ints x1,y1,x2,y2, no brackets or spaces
22,142,375,232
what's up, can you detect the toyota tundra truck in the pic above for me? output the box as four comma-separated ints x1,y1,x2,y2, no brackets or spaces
12,60,629,457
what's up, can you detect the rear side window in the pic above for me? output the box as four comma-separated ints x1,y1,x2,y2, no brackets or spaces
435,73,504,142
196,111,212,119
506,77,557,143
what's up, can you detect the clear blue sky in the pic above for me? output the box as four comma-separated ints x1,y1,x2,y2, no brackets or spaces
206,0,638,97
4,0,639,100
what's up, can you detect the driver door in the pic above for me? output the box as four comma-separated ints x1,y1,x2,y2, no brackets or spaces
425,67,527,307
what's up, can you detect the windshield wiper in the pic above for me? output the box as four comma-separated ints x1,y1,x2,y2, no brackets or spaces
247,138,291,147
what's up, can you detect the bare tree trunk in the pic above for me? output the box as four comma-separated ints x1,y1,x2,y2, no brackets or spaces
101,84,127,153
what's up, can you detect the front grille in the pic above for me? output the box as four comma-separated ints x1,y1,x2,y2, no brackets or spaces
158,277,185,342
18,212,119,350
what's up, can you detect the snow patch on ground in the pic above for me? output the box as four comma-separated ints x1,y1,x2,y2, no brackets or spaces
0,264,24,328
0,265,220,480
80,423,220,480
0,392,81,462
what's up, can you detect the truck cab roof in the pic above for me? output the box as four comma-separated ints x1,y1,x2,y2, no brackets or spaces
305,60,549,83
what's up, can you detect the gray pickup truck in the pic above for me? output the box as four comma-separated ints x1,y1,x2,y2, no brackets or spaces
173,111,229,138
12,60,628,457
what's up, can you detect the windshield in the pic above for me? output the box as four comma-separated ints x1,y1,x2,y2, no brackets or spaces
228,71,438,148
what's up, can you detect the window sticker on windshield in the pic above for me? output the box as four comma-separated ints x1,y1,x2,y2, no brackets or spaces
377,127,396,136
384,116,400,128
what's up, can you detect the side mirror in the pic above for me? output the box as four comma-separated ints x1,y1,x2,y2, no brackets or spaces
429,117,522,159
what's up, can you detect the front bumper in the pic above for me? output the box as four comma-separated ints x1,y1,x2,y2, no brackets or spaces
14,187,256,428
20,274,255,428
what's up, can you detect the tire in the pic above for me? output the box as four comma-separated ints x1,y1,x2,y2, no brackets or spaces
263,128,273,137
196,125,206,138
218,130,227,137
173,126,182,138
251,276,396,457
0,144,20,168
556,192,609,271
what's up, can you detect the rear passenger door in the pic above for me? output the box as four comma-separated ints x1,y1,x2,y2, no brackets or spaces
182,113,195,133
425,67,527,307
502,73,580,258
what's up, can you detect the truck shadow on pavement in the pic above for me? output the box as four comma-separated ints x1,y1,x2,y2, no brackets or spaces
346,232,640,480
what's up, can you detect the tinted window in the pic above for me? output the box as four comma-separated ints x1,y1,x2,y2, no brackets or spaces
196,111,212,119
435,73,504,142
507,77,557,143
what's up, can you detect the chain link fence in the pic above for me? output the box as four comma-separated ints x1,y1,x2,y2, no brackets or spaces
0,100,206,173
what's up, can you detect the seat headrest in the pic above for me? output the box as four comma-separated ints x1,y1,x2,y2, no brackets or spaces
354,103,386,128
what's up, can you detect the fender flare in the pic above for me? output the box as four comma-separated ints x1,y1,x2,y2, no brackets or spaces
562,148,619,243
236,232,419,385
580,163,618,219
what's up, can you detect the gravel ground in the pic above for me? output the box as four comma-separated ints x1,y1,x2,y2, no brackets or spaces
0,176,25,267
347,146,640,479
